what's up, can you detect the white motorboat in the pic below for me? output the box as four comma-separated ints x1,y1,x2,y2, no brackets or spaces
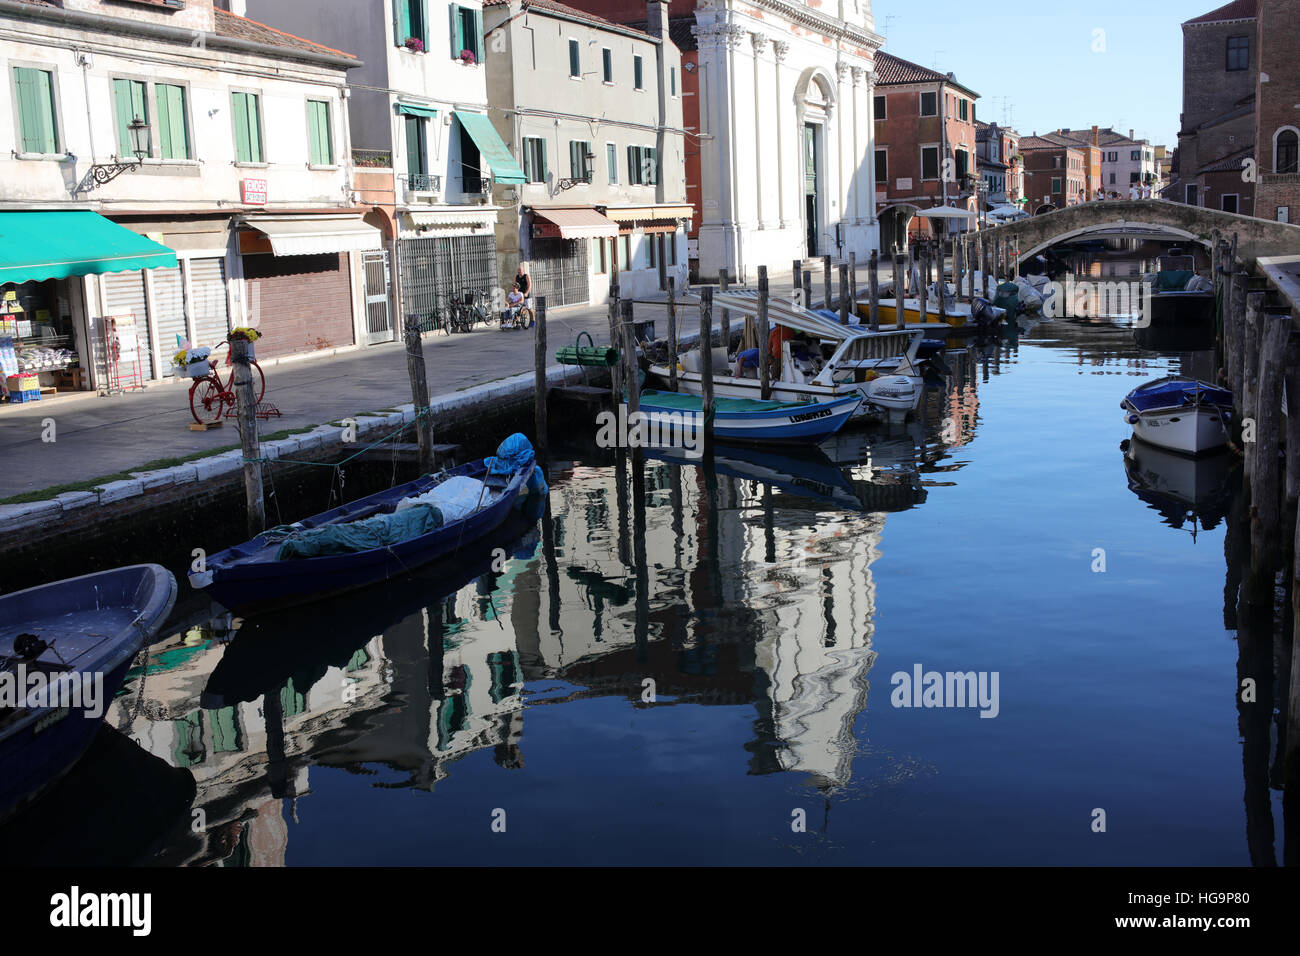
649,290,927,423
1121,376,1234,456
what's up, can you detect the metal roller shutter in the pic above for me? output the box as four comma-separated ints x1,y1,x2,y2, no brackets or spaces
151,266,187,375
189,257,230,348
101,271,149,378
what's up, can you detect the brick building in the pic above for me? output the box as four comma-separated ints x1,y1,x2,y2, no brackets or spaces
975,120,1021,210
1167,0,1257,213
1018,136,1084,214
873,50,979,253
1253,0,1300,222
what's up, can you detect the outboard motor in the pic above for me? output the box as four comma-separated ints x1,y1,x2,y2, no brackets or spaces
969,297,1005,331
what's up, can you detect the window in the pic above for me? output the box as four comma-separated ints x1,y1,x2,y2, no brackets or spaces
1226,35,1249,71
606,142,618,184
522,136,546,183
1109,172,1116,185
13,67,58,155
875,149,887,184
112,78,148,157
958,99,968,122
569,140,592,181
955,148,968,179
405,115,427,177
594,237,607,274
627,145,657,184
970,101,975,124
1129,171,1139,183
874,94,885,119
231,91,263,163
647,234,658,269
667,230,677,266
1222,194,1238,214
307,99,333,166
670,67,676,96
1130,149,1140,161
921,145,939,180
394,0,426,47
1108,151,1117,162
920,91,937,117
1186,184,1198,206
1053,156,1062,168
1051,177,1062,193
1277,129,1299,174
155,83,190,160
450,4,483,61
618,234,630,270
602,48,613,83
634,54,644,90
569,38,581,78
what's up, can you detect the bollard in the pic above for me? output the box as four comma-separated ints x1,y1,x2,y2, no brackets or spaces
231,336,265,537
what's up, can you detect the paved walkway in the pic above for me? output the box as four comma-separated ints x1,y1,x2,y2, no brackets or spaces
0,300,629,499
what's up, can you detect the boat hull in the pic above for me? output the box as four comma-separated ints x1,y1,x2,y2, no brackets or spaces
194,461,535,615
637,391,861,445
1124,404,1230,455
0,564,177,824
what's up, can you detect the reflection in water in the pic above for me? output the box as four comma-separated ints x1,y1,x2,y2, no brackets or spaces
24,264,1283,864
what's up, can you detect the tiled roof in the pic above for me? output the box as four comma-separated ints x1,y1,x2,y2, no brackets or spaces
1184,0,1257,25
1199,147,1254,174
214,9,357,60
1018,135,1079,151
875,50,978,97
483,0,651,38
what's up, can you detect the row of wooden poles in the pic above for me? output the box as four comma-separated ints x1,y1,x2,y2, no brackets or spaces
1213,227,1300,785
531,233,1021,462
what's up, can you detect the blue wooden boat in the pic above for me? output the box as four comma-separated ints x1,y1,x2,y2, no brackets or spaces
190,436,544,615
637,390,861,445
1121,376,1233,455
0,564,177,824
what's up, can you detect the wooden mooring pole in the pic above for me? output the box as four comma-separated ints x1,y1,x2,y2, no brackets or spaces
231,337,265,537
620,298,640,417
917,246,929,328
1242,292,1264,482
893,251,906,330
1247,307,1289,597
868,250,880,332
699,286,715,457
533,295,548,465
839,261,850,324
936,236,947,323
666,276,678,393
718,270,731,357
757,265,772,400
402,316,434,475
608,276,621,404
823,254,832,311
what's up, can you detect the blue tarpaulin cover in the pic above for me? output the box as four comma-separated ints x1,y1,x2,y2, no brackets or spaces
277,504,444,560
484,433,535,480
1125,378,1232,413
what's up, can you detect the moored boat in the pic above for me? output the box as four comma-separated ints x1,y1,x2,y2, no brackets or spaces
190,434,546,614
636,389,861,445
0,564,178,823
1121,376,1233,455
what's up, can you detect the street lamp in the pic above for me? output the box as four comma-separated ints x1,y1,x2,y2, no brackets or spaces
79,115,151,192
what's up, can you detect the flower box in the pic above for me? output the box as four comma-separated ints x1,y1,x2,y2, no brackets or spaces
184,361,211,379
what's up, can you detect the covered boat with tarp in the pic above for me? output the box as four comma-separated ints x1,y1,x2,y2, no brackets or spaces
190,434,547,614
1121,376,1233,455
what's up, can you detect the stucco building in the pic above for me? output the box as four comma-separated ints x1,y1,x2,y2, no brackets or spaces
481,0,690,305
975,121,1021,209
1,0,377,400
1253,0,1300,222
1018,136,1084,214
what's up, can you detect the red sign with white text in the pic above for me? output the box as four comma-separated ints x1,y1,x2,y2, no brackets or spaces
241,179,268,205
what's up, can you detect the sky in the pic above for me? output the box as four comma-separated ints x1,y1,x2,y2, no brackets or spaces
870,0,1228,148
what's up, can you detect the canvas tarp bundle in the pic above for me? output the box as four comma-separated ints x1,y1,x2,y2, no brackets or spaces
276,503,443,560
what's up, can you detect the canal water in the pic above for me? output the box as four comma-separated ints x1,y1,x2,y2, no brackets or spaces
6,252,1291,866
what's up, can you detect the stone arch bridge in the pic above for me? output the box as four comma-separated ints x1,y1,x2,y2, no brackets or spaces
976,200,1300,264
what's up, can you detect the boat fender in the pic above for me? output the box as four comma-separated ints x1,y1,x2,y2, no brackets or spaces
1126,414,1140,425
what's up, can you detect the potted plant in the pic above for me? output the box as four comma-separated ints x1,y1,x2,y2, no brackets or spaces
227,327,261,360
174,345,212,379
459,48,476,65
404,36,424,53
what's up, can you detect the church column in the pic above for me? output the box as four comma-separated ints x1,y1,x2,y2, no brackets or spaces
851,66,864,225
751,31,769,231
836,60,849,247
773,40,790,230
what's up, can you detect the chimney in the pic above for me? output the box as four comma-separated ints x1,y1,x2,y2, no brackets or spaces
1091,124,1098,146
1129,129,1134,141
647,0,667,39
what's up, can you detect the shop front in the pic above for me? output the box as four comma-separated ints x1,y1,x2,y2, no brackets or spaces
527,207,621,308
0,210,176,405
599,204,693,300
236,213,384,361
397,209,499,332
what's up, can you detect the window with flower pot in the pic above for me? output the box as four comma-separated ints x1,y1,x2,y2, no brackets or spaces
449,4,483,63
394,0,427,50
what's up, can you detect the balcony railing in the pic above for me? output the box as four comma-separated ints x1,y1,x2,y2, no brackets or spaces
401,173,442,193
353,149,392,169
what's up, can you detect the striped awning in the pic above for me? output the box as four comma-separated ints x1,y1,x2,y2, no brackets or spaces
531,207,620,239
603,204,694,222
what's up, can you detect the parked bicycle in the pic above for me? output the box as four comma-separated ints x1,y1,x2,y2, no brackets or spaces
447,288,493,334
188,341,265,425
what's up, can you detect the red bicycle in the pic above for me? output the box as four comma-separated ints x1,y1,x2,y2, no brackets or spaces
188,342,266,425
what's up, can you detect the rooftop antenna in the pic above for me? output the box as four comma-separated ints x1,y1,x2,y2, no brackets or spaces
932,49,947,71
881,14,897,41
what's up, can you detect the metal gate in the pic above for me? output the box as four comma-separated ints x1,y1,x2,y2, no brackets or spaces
530,238,589,307
398,235,497,332
361,250,393,344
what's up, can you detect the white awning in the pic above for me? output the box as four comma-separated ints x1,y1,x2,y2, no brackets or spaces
241,214,383,256
914,205,977,220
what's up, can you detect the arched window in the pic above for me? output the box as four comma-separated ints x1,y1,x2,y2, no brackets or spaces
1276,129,1299,175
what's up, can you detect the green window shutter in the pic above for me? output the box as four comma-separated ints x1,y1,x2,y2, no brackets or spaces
233,92,260,163
15,68,57,154
406,116,424,177
419,0,429,44
473,9,484,61
569,140,579,177
627,145,636,184
449,3,460,58
308,102,321,165
247,94,263,162
395,0,411,44
634,55,643,89
308,101,333,166
157,85,188,160
112,79,134,155
649,147,658,184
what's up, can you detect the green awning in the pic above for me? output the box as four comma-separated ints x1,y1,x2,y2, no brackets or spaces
453,110,526,185
0,211,177,285
396,103,438,118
